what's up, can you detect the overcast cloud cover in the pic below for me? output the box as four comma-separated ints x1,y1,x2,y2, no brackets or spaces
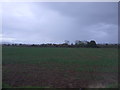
1,2,118,44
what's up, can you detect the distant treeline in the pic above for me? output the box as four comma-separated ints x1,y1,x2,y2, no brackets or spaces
2,40,118,48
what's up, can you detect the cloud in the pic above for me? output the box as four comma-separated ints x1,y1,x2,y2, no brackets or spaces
85,23,118,43
0,34,16,43
1,2,118,44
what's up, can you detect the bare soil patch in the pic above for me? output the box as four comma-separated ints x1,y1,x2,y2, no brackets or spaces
2,63,118,88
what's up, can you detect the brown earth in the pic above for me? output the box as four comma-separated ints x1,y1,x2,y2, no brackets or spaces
2,63,118,88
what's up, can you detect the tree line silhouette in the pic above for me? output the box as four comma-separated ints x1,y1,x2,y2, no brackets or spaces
2,40,118,48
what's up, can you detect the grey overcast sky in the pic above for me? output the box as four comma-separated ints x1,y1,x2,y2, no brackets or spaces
1,2,118,44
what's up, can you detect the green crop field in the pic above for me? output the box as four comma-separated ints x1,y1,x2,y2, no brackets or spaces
2,46,118,88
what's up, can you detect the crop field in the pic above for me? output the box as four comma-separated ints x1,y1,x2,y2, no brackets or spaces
2,46,118,88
